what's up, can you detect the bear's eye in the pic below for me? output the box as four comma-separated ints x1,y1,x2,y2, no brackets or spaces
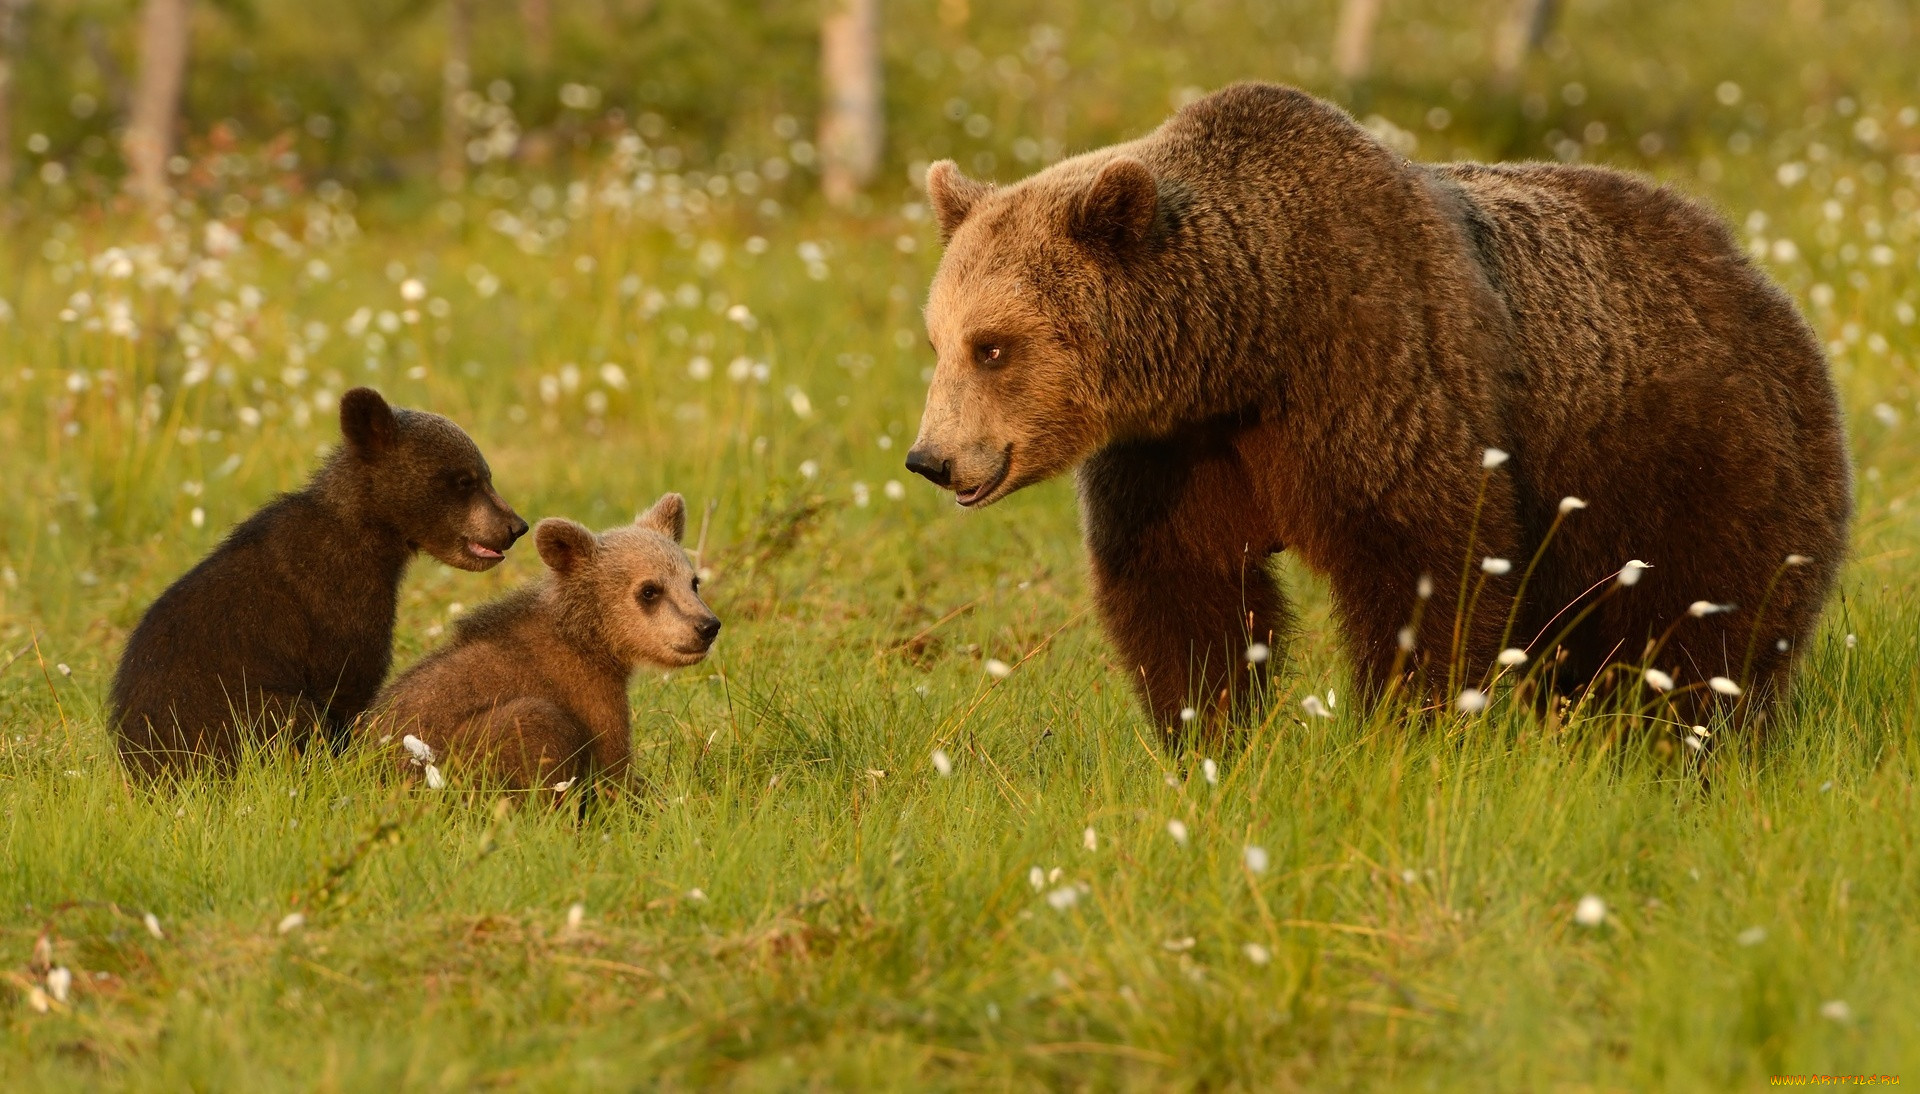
975,343,1004,367
638,583,661,604
691,575,701,593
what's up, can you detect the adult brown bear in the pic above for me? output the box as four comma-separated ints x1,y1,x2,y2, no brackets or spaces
904,82,1850,729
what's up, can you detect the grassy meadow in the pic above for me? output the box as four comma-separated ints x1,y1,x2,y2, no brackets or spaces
4,1,1920,1088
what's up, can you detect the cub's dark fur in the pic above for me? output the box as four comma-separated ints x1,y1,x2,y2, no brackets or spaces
111,388,527,779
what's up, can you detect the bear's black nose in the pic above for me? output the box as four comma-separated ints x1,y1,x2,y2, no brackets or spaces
510,516,530,542
696,615,722,645
905,448,952,488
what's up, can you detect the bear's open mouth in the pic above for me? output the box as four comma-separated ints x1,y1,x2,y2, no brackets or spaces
467,541,504,559
956,447,1013,508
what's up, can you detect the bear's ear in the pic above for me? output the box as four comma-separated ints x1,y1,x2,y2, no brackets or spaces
340,387,398,456
535,518,599,576
926,160,989,243
1072,157,1159,251
637,493,687,543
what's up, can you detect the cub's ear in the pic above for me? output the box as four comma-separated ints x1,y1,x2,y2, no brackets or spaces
340,387,398,456
535,518,599,575
637,493,687,543
1072,157,1159,251
926,160,989,243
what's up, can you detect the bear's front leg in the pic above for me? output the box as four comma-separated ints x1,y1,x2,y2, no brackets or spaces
1077,437,1291,732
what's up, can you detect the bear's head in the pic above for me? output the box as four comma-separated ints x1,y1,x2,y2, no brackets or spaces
337,387,529,571
534,493,721,669
906,155,1168,507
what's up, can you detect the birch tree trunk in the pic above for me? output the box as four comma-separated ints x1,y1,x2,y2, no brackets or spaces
819,0,881,209
124,0,192,206
1332,0,1383,82
1493,0,1559,84
440,0,472,189
520,0,551,70
0,0,23,190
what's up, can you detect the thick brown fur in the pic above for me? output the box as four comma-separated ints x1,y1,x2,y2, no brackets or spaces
111,388,528,779
907,83,1851,730
371,494,720,791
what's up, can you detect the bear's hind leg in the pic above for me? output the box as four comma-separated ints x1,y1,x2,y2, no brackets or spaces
469,698,596,791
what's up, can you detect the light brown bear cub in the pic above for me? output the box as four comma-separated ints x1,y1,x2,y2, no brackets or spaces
373,494,719,790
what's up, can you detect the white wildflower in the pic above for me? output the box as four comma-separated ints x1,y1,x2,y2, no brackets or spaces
1397,626,1416,652
1166,819,1190,846
1300,694,1333,719
424,764,446,790
1643,668,1675,692
1481,557,1512,575
566,903,585,931
984,658,1013,679
1201,758,1219,785
1709,676,1744,697
1417,573,1434,599
1558,495,1588,514
276,912,306,935
1784,553,1811,566
400,278,427,302
1456,688,1488,713
686,888,707,902
551,778,575,793
401,734,436,764
1242,942,1272,966
1245,642,1270,664
931,748,953,777
1497,647,1528,666
1482,447,1510,469
143,913,164,939
1179,706,1197,724
46,966,71,1004
1738,926,1766,946
1244,845,1270,873
1692,724,1711,739
1688,601,1733,617
1820,999,1852,1022
1574,894,1606,927
1617,560,1650,586
1083,827,1098,852
1029,866,1046,891
1046,886,1080,911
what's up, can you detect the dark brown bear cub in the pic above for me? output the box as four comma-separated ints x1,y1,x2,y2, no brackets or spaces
906,82,1850,729
111,388,527,779
372,494,720,792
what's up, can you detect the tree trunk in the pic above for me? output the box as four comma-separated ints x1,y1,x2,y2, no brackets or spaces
819,0,881,209
123,0,191,206
1332,0,1383,82
520,0,551,70
1493,0,1559,84
0,0,23,191
440,0,472,189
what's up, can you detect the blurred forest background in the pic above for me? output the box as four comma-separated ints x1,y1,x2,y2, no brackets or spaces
0,0,1914,213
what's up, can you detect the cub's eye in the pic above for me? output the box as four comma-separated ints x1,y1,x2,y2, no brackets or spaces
691,576,702,593
975,343,1004,367
638,583,661,604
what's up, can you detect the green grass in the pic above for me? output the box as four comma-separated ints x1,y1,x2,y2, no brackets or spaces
5,3,1920,1088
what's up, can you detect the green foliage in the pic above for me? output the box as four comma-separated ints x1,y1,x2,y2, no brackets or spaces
2,1,1920,1087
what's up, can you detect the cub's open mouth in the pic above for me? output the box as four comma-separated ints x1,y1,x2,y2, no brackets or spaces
467,541,504,559
956,447,1013,508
